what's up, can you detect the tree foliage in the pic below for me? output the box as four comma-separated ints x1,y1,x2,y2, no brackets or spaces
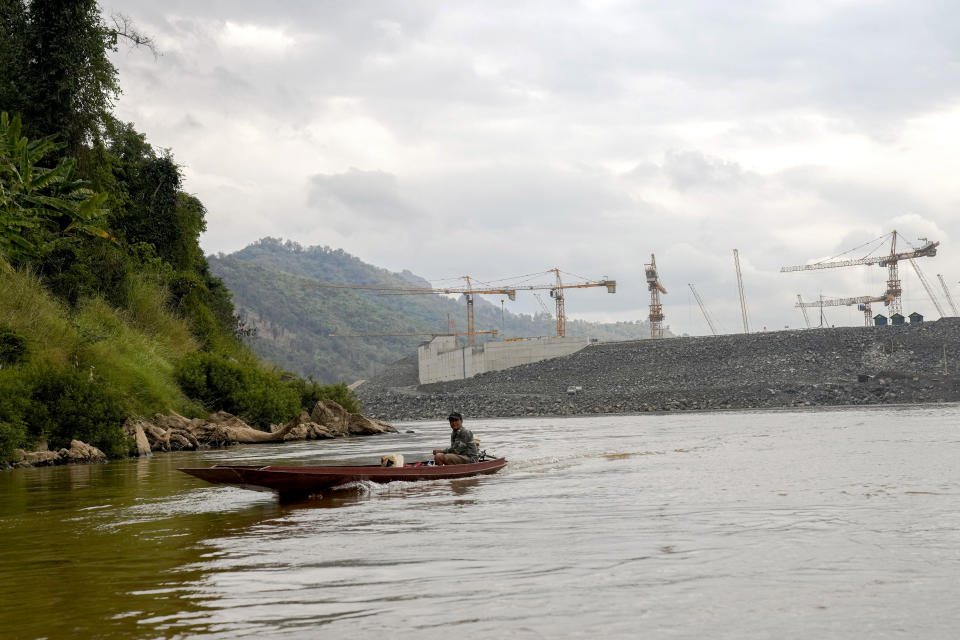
0,112,111,261
0,5,365,464
0,327,27,366
20,0,119,154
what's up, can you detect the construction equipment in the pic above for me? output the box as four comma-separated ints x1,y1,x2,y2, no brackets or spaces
688,283,718,336
377,277,517,346
781,230,939,315
796,294,812,329
795,293,892,326
301,276,514,347
504,268,616,338
302,268,614,342
733,249,751,334
645,254,667,338
937,274,959,316
907,259,945,318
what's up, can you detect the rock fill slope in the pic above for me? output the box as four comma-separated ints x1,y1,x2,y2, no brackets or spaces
358,319,960,420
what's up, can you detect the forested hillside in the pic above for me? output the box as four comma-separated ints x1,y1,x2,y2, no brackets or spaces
210,238,661,383
0,2,355,464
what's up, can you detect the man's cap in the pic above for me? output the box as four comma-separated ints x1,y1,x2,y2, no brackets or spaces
447,411,463,421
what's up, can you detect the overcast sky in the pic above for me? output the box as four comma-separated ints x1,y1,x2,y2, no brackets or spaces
107,0,960,335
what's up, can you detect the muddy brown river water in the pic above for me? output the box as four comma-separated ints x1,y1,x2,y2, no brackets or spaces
2,405,959,638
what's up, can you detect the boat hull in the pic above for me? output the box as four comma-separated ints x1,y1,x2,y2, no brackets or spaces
178,458,507,496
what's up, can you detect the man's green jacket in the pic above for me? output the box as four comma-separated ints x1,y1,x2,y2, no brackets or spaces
444,427,480,462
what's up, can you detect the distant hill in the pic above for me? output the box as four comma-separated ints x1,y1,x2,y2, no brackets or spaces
209,238,662,383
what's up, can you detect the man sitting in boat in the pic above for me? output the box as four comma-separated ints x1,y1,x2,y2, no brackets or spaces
433,412,480,465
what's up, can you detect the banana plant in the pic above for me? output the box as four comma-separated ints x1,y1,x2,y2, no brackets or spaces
0,112,112,262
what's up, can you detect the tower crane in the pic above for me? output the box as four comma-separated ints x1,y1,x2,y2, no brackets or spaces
781,230,939,315
645,254,667,338
301,268,615,342
377,276,518,346
795,293,893,326
300,275,515,347
503,268,616,338
688,283,717,336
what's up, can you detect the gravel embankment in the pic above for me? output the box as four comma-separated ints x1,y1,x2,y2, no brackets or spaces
356,319,960,421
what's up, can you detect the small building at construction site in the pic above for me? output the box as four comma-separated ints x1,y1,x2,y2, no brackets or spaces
418,335,591,384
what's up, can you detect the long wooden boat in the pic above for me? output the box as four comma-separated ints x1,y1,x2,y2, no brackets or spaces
178,458,507,497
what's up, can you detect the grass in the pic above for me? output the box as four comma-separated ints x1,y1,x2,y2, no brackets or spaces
0,260,203,420
75,298,201,417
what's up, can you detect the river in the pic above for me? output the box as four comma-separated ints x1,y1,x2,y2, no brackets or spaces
2,405,959,639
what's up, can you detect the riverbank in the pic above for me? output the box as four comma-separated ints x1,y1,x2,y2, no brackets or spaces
357,319,960,420
3,400,395,470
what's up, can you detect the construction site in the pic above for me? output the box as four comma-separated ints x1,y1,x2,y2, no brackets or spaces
341,229,960,419
319,268,620,384
303,228,960,419
357,317,960,420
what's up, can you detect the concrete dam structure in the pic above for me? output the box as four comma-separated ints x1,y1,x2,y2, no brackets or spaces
418,335,591,384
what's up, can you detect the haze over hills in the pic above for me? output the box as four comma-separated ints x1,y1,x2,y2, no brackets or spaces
209,238,662,383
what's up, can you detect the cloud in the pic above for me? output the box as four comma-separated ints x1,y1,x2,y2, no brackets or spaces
107,0,960,334
219,22,295,53
306,168,421,232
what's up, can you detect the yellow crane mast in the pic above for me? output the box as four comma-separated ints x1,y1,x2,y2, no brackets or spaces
645,254,667,338
506,268,616,338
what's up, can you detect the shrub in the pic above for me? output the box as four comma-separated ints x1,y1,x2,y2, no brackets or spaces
0,327,27,366
289,378,361,414
175,351,299,428
25,367,127,457
0,421,27,463
0,373,30,462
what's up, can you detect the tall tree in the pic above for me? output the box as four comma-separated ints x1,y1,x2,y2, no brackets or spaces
0,0,28,118
22,0,120,154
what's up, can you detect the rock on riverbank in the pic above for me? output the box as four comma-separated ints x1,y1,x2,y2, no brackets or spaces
7,400,396,469
357,319,960,420
10,440,109,468
128,400,395,454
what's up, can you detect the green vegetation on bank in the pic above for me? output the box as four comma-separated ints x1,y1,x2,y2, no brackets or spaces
0,1,355,463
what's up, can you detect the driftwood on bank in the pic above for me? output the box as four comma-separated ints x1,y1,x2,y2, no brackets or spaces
6,401,396,469
126,400,396,455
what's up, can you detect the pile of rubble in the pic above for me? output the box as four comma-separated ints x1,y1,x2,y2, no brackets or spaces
358,319,960,421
